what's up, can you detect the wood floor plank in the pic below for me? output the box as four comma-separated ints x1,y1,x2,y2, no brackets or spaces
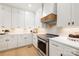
0,45,40,56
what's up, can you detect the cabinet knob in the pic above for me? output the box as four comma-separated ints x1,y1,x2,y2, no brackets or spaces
68,22,70,25
72,21,74,25
60,53,63,56
24,37,27,39
6,39,9,41
71,52,79,56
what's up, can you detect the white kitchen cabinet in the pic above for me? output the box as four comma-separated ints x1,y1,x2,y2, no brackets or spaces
32,34,38,48
17,34,27,47
25,11,35,28
49,39,79,56
17,34,32,47
12,8,25,28
62,51,75,56
57,3,72,27
57,3,79,27
18,10,25,28
72,3,79,26
50,44,61,56
7,35,18,49
2,5,11,28
0,36,8,51
26,34,33,45
0,34,33,51
12,8,19,28
0,5,3,27
49,40,62,56
0,35,18,51
0,5,11,28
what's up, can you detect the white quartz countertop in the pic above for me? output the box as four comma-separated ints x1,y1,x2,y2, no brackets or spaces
49,36,79,49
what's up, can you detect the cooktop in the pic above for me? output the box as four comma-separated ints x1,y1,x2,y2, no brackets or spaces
37,34,59,42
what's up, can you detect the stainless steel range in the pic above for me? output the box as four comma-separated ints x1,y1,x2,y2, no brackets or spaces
37,34,59,56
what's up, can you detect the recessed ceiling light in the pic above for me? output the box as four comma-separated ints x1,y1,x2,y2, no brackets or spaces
28,4,32,8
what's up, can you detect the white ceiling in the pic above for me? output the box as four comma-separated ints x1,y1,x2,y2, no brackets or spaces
4,3,42,13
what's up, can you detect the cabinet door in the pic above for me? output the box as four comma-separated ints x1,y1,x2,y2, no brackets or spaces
26,34,32,45
12,8,19,28
18,10,25,28
0,5,11,28
17,34,32,47
2,5,11,28
12,8,25,28
25,12,35,28
49,44,61,56
57,3,71,27
17,35,24,47
33,34,38,48
0,5,4,27
72,3,79,26
7,35,18,49
25,11,29,28
17,34,27,47
0,37,7,51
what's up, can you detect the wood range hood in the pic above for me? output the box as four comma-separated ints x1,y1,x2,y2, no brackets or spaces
41,13,57,25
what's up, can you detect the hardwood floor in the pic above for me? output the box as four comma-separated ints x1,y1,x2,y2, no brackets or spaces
0,45,40,56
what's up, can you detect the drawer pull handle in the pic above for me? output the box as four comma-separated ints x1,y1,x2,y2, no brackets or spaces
24,37,27,39
71,52,79,56
51,44,59,47
6,40,9,41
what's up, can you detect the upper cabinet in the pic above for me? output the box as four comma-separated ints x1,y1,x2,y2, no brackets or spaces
25,11,35,29
12,8,25,28
57,3,71,27
72,3,79,26
18,9,25,28
0,5,11,28
57,3,79,27
12,8,19,28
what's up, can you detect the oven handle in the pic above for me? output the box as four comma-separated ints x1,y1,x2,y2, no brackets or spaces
38,38,47,43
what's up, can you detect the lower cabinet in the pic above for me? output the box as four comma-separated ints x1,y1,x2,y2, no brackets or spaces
7,35,18,49
62,51,75,56
32,34,38,48
26,34,33,45
17,34,27,47
49,40,78,56
0,35,18,51
0,37,8,51
49,41,62,56
0,34,32,51
17,34,32,47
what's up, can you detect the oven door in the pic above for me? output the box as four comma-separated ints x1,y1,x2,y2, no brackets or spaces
38,38,48,56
